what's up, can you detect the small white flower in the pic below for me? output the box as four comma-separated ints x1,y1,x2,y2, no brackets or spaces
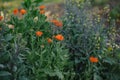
8,24,14,29
34,16,38,22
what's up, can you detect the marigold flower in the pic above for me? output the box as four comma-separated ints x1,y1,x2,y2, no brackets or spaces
47,38,52,43
51,19,58,23
55,21,63,27
89,56,98,63
20,9,26,15
54,34,64,41
36,31,43,37
39,5,45,10
13,8,19,15
51,19,63,27
40,10,45,14
0,16,3,21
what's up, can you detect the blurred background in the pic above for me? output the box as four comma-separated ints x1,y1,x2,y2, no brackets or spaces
0,0,120,19
0,0,120,27
0,0,64,19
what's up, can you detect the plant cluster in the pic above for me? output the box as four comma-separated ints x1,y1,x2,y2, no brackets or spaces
0,0,120,80
0,0,71,80
63,0,120,80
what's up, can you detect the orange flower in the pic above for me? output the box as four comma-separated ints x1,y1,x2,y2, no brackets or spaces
47,38,53,43
51,19,59,24
89,56,98,63
0,16,3,21
55,21,63,27
40,10,45,14
54,34,64,41
51,19,63,27
13,8,19,15
39,5,45,10
36,31,43,37
20,9,26,15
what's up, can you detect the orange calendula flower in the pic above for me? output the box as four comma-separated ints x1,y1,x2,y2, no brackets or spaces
55,21,63,27
20,9,26,15
36,31,43,37
47,38,53,43
40,10,45,14
54,34,64,41
89,56,98,63
51,19,63,27
51,19,58,23
13,8,19,15
0,16,3,21
39,5,45,10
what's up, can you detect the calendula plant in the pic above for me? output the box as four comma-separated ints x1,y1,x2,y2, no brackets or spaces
0,15,28,80
0,0,72,80
62,0,120,80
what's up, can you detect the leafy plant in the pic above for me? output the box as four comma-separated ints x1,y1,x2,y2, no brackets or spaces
63,0,120,79
0,0,72,80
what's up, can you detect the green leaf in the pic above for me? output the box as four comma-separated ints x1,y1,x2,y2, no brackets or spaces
0,64,4,68
22,0,32,9
55,70,64,79
34,0,43,3
5,34,13,41
19,76,29,80
94,73,103,80
0,71,11,76
103,57,116,65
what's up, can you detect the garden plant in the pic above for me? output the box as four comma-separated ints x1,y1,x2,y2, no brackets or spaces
0,0,120,80
63,0,120,80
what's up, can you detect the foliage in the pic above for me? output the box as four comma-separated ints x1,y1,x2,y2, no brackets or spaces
91,0,109,6
110,4,120,19
0,0,120,80
63,0,120,80
91,0,120,20
0,0,71,80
